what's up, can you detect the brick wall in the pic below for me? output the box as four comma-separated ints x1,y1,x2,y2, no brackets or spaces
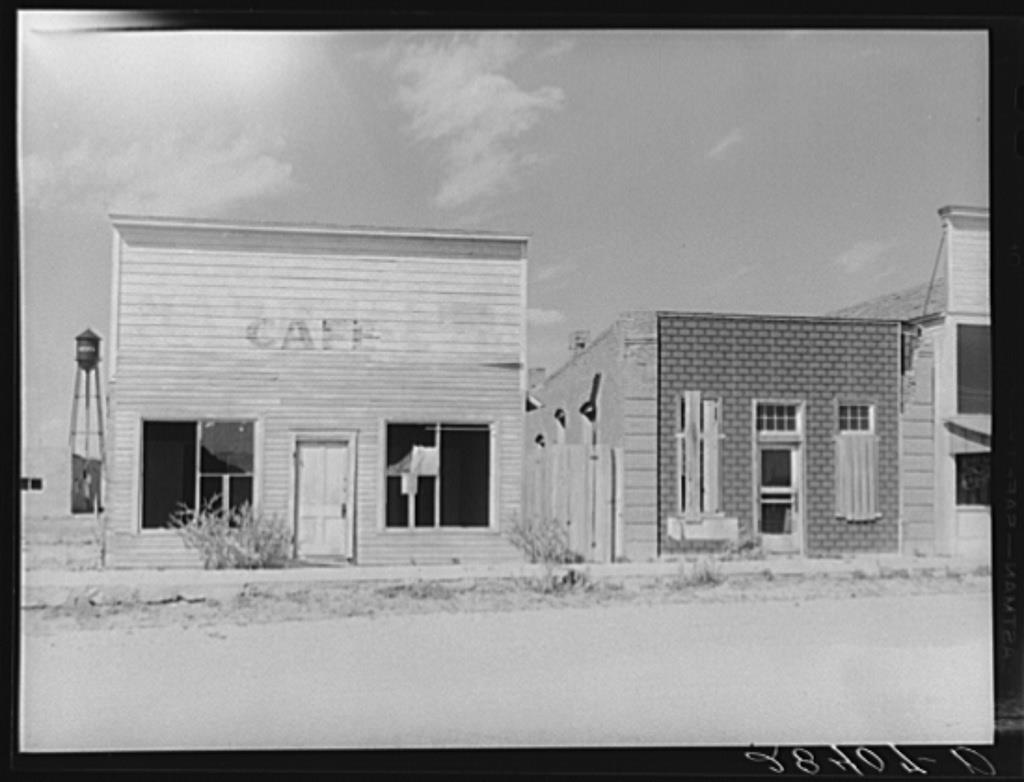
658,313,900,557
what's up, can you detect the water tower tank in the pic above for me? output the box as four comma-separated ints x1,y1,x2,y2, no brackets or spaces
75,329,101,370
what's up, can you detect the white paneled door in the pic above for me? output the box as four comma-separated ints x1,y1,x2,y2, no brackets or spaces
296,441,351,558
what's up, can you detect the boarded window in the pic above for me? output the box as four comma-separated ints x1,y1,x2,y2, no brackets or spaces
834,405,879,521
385,422,489,528
676,392,721,516
956,453,990,506
957,325,991,414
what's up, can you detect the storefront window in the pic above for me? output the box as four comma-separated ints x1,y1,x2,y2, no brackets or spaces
956,453,990,506
957,325,991,414
385,423,490,528
141,419,254,529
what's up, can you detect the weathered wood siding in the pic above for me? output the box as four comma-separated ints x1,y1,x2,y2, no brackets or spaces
900,326,937,555
525,311,659,561
942,207,989,316
107,217,527,567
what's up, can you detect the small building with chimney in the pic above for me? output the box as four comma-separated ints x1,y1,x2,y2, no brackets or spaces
526,310,903,561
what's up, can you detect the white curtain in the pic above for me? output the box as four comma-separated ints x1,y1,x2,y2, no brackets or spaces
835,434,878,521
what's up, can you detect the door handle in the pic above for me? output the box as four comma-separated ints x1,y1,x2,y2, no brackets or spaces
341,502,347,518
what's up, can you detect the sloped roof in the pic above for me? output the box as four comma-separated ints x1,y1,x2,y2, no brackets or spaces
827,276,947,321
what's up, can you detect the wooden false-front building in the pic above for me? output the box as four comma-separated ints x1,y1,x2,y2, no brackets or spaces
106,215,528,567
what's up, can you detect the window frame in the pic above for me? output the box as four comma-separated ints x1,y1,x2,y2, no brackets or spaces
754,401,803,440
137,416,259,533
955,452,990,508
833,399,880,522
380,418,496,531
751,399,806,552
837,402,876,434
955,322,992,415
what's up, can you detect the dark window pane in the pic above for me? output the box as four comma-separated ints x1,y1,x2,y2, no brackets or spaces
230,475,253,511
440,427,490,527
760,449,792,487
414,476,436,527
386,475,408,527
957,325,991,414
200,421,254,474
386,424,437,527
760,503,791,534
956,453,990,506
142,421,196,528
71,454,103,513
200,475,223,511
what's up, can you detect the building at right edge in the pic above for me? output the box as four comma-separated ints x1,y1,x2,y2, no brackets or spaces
833,205,990,559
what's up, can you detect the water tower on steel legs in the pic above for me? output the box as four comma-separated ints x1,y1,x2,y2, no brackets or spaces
69,329,106,515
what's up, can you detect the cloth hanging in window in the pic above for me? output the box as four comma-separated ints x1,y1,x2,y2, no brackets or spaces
389,445,439,496
835,434,878,521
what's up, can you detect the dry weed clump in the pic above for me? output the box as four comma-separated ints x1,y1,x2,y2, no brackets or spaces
171,499,290,569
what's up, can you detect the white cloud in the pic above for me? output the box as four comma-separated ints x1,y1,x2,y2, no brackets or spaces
22,128,294,215
705,127,745,161
533,260,576,284
709,262,756,290
537,38,575,59
833,240,898,274
527,307,567,326
384,32,564,209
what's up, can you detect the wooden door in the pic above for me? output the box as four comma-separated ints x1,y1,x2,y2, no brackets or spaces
296,441,351,558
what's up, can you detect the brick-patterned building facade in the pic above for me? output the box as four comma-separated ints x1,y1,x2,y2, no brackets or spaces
528,311,902,560
657,313,901,557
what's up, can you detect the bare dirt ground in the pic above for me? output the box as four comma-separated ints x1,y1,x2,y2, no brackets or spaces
19,517,994,750
20,514,990,638
21,516,102,571
21,567,990,636
20,590,992,750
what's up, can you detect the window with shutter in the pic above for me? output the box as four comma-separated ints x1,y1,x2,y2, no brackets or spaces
835,404,879,521
675,392,722,518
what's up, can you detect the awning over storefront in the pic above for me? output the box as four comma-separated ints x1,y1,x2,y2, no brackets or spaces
944,414,991,452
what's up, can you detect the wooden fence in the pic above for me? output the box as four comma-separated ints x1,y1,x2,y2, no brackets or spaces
524,443,624,563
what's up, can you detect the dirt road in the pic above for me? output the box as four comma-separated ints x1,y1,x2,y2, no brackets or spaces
20,589,991,750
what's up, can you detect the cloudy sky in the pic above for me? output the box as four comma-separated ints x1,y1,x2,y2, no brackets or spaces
18,13,987,512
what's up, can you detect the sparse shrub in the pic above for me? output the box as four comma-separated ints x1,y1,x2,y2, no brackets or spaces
506,512,582,565
535,566,592,595
377,581,455,601
851,569,869,580
688,556,724,586
170,498,291,570
673,556,724,588
724,537,765,561
879,566,911,580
